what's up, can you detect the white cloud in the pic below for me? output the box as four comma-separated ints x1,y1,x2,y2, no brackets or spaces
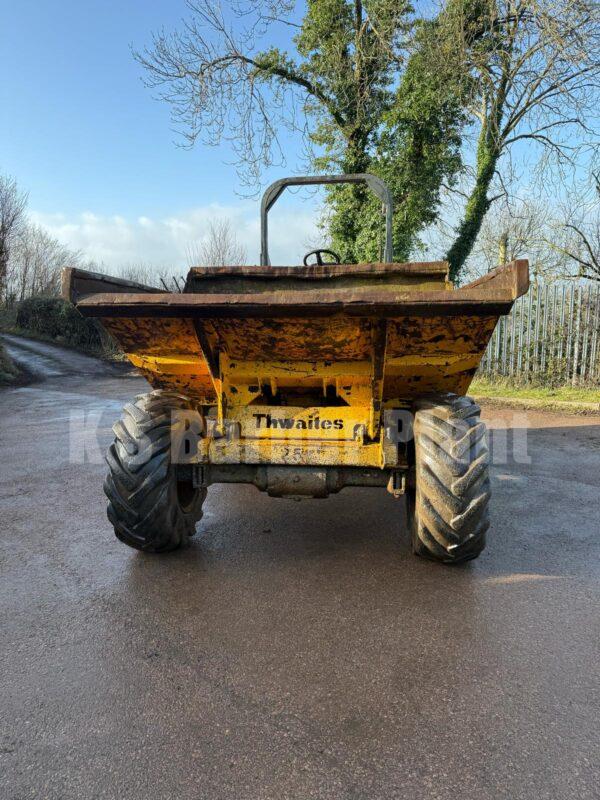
29,202,321,273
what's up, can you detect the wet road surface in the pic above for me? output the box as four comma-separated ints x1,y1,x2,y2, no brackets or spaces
1,336,599,799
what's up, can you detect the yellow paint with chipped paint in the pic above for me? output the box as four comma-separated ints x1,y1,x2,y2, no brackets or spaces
229,405,370,441
202,435,385,468
128,353,207,375
100,309,497,469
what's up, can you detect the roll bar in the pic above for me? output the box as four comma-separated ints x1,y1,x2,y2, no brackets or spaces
260,173,394,266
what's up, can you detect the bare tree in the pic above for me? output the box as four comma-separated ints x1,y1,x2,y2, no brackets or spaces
550,173,600,281
134,0,409,190
0,175,28,304
115,263,162,287
442,0,600,279
465,197,570,281
7,224,79,302
186,218,247,266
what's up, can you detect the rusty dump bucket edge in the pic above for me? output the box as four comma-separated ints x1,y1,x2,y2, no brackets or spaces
64,259,529,320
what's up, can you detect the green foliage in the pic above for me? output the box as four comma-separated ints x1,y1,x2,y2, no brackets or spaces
253,1,421,261
323,12,467,262
440,0,507,279
0,341,18,384
16,297,103,351
251,0,463,264
141,0,600,274
446,131,499,280
255,0,409,175
139,0,471,262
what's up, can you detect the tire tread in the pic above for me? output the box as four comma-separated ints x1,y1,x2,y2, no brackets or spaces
410,394,490,564
104,390,206,553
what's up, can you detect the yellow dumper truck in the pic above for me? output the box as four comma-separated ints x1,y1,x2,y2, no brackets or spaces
63,174,529,563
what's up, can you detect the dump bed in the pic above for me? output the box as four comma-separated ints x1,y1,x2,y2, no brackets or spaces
63,259,529,403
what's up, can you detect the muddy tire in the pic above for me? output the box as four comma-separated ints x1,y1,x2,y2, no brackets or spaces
408,394,490,564
104,390,206,553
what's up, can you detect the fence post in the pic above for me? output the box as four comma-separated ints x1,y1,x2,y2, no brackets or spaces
590,286,600,379
517,297,525,373
533,282,542,378
557,284,566,383
478,278,600,386
572,286,582,386
509,301,516,376
580,285,592,382
549,284,558,381
525,284,534,381
494,315,501,375
566,286,575,381
540,283,549,377
502,314,509,376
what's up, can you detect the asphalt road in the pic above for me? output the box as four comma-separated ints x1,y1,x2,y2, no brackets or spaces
1,335,599,800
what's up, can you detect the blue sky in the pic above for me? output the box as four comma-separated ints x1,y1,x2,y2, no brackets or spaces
0,0,320,267
3,1,586,273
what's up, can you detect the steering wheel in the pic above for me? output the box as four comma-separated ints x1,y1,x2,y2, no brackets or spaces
303,248,341,267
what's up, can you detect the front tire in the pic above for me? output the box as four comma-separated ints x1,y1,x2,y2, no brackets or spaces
104,390,206,552
408,394,490,564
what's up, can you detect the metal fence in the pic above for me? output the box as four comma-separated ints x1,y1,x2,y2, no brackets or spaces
479,281,600,385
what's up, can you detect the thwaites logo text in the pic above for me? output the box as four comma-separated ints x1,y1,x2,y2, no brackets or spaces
253,413,344,431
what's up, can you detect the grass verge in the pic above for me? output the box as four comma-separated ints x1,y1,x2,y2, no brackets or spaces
470,377,600,413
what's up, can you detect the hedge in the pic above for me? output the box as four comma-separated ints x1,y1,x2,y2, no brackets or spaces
16,297,103,351
0,341,19,384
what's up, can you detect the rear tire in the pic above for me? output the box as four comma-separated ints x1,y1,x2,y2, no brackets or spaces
104,390,206,552
407,394,490,564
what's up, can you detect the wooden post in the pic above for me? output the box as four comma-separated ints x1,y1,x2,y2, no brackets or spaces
540,283,549,376
548,284,558,381
502,314,509,376
572,286,582,386
498,232,508,267
533,282,542,378
525,283,534,381
566,286,575,381
517,295,525,373
580,285,592,382
558,284,567,382
589,286,600,381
